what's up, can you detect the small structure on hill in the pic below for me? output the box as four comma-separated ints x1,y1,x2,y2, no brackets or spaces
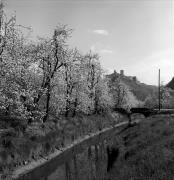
107,69,139,84
120,70,124,76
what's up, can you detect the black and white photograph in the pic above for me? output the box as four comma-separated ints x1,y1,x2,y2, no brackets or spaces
1,0,174,179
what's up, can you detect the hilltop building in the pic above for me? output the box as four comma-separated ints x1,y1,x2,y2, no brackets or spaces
109,69,138,83
120,70,124,76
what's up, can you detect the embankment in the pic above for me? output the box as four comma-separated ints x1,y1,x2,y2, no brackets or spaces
0,112,125,179
12,121,128,180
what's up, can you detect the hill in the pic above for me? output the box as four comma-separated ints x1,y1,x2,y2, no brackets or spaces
166,77,174,90
107,70,157,101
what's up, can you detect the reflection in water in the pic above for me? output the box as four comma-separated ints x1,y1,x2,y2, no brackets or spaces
43,141,114,180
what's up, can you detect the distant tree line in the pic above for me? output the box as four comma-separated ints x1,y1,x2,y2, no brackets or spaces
144,85,174,109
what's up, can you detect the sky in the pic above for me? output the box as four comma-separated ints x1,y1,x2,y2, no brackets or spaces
4,0,174,85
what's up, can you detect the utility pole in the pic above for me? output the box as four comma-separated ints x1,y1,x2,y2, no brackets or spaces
158,69,161,111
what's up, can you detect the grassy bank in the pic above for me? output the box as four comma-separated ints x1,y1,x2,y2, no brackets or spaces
0,112,123,178
107,114,174,180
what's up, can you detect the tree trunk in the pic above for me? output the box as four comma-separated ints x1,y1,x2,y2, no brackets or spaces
43,80,51,123
72,97,78,117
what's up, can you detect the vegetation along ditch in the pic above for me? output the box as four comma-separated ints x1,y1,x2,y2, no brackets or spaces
1,1,174,180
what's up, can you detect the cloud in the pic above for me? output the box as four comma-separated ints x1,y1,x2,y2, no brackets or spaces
90,43,113,55
92,29,109,36
90,46,113,54
100,49,113,54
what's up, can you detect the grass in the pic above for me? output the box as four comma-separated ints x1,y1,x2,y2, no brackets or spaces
2,112,174,180
107,115,174,180
0,112,120,177
45,114,174,180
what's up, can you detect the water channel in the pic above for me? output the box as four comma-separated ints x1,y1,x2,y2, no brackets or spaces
39,128,124,180
41,141,119,180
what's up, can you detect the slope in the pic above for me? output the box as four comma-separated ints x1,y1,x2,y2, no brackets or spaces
107,71,157,101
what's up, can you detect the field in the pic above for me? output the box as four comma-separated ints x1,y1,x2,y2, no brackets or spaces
107,114,174,180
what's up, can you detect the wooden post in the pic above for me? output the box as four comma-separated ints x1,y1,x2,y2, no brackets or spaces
158,69,161,111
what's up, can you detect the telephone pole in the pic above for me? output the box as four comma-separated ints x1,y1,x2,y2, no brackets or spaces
158,69,161,111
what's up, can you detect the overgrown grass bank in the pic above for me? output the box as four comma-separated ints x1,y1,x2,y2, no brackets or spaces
0,112,122,178
108,115,174,180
